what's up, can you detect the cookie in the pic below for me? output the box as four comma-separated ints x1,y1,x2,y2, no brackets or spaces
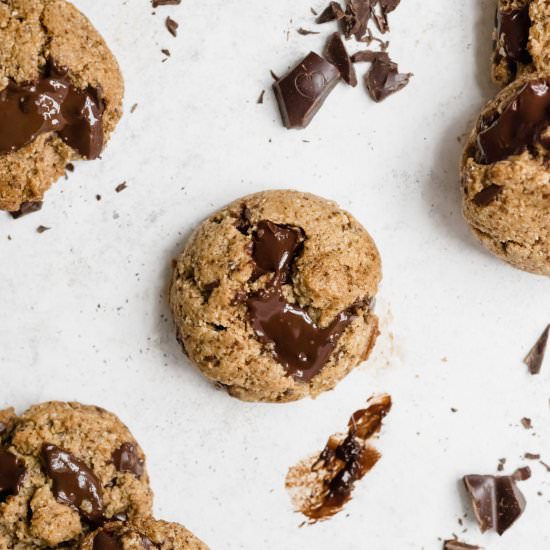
170,190,382,403
0,402,153,548
78,519,209,550
492,0,550,86
461,73,550,275
0,0,124,213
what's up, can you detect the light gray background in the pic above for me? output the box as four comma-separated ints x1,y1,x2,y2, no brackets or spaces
1,0,550,548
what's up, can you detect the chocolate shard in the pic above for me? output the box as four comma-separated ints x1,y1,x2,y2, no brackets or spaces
343,0,372,41
443,541,480,550
364,55,412,102
351,49,390,64
463,467,531,535
473,184,502,206
297,27,320,35
9,201,43,219
165,16,178,36
325,32,357,86
316,1,345,23
524,324,549,375
273,52,340,129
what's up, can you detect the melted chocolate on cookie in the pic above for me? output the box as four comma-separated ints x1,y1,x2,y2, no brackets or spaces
476,78,550,164
496,5,532,66
0,62,104,159
246,220,368,382
0,449,26,500
112,443,144,477
41,444,104,522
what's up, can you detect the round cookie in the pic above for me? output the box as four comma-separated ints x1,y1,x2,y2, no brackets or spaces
170,190,382,403
78,519,209,550
492,0,550,86
461,73,550,275
0,402,153,548
0,0,124,213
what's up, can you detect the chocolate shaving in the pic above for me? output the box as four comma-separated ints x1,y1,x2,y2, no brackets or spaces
152,0,181,6
257,90,265,104
316,1,345,23
297,27,320,35
325,32,357,86
351,49,390,63
165,16,178,36
521,417,532,429
524,325,549,375
443,541,480,550
10,201,43,219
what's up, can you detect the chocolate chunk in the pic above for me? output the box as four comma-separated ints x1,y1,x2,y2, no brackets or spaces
0,449,26,500
112,443,144,477
463,467,531,535
93,531,122,550
316,1,345,23
247,221,369,382
443,541,480,550
325,33,357,86
473,184,502,206
524,324,549,375
273,52,340,129
41,444,104,522
496,6,532,66
166,16,179,36
351,49,390,64
297,27,320,35
10,201,43,219
0,62,104,159
152,0,181,6
364,55,412,101
343,0,372,40
476,78,550,164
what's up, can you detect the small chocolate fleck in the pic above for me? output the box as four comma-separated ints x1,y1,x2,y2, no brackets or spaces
473,184,502,206
297,27,320,35
115,182,128,193
161,48,171,56
0,449,26,500
463,467,531,535
36,225,50,234
65,162,75,172
130,103,139,113
325,32,357,86
524,453,541,460
152,0,181,6
257,90,265,104
497,457,506,472
443,541,480,550
524,325,549,375
10,201,43,219
96,194,102,201
166,16,179,36
521,417,532,429
316,1,345,23
112,443,144,477
93,531,122,550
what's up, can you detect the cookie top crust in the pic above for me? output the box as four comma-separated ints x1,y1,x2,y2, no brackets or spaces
170,190,382,402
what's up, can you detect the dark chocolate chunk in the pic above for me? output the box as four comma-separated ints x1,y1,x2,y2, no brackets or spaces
316,1,345,23
0,62,104,159
524,324,549,375
443,541,480,550
364,55,412,102
152,0,181,6
297,27,320,35
273,52,340,129
343,0,372,41
496,5,532,66
166,16,179,36
463,467,531,535
325,32,357,86
0,449,26,500
247,221,368,382
10,201,43,219
476,78,550,164
93,531,122,550
112,443,144,477
473,184,502,206
41,444,104,522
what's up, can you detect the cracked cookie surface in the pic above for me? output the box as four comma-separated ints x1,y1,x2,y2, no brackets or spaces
0,402,152,549
0,0,124,212
169,190,382,403
461,73,550,275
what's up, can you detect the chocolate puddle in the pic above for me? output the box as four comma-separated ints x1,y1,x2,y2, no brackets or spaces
0,62,104,159
246,220,368,382
286,394,392,521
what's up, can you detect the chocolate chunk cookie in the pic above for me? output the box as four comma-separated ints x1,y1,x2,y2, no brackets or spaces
78,519,209,550
170,190,382,403
461,73,550,275
0,402,152,548
492,0,550,86
0,0,124,213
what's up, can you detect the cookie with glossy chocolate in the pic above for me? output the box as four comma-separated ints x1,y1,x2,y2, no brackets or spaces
492,0,550,86
461,73,550,275
0,402,152,548
0,0,124,213
78,518,209,550
170,190,381,403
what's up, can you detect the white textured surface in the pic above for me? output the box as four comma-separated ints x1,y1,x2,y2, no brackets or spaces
1,0,550,548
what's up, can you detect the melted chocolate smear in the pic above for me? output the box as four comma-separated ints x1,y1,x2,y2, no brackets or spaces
93,531,122,550
300,394,392,520
476,78,550,164
463,467,531,535
247,220,365,382
0,62,104,159
0,449,26,500
497,5,532,65
524,324,549,375
112,443,144,477
41,444,104,522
